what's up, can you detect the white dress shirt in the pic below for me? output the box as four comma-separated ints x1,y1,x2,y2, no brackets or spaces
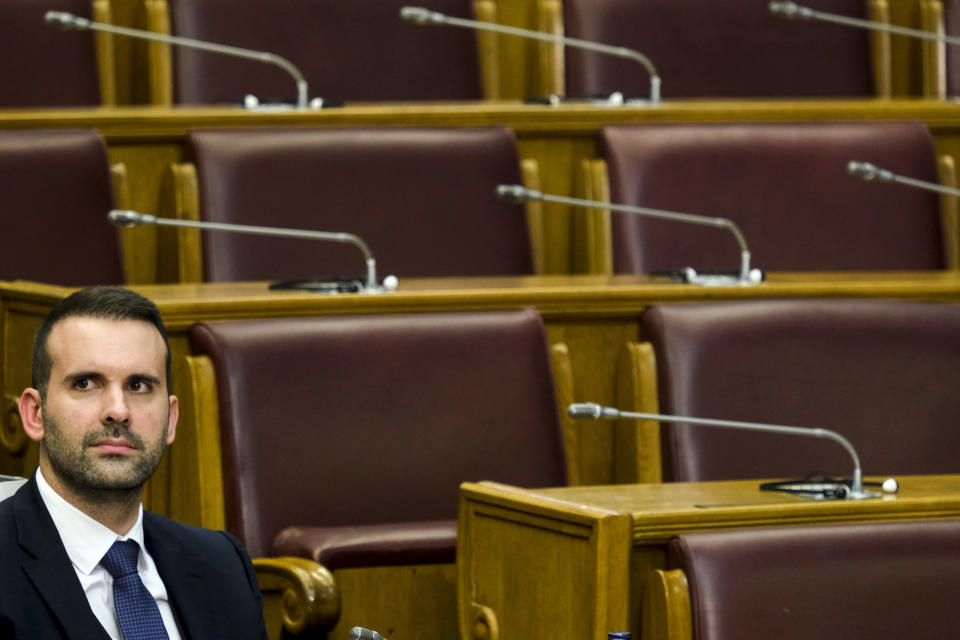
35,468,182,639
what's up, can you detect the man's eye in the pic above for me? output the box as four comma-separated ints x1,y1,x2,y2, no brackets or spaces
74,378,90,390
129,380,150,392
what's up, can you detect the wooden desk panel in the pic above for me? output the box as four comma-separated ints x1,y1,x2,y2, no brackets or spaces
3,273,960,514
458,476,960,640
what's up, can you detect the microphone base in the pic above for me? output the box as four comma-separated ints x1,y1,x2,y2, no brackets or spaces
268,276,397,295
525,92,660,108
680,267,765,286
760,477,881,501
242,95,341,111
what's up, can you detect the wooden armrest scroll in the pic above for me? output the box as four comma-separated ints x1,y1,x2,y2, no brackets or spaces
254,557,341,635
641,569,691,640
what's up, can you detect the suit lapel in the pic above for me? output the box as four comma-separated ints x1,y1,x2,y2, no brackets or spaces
15,478,112,640
145,515,225,640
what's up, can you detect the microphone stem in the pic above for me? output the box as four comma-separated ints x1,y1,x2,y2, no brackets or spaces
785,4,960,45
143,215,377,289
587,404,866,497
528,190,752,280
432,13,661,102
888,173,960,198
59,15,309,108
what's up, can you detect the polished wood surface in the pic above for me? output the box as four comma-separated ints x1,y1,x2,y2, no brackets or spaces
4,273,960,496
458,476,960,640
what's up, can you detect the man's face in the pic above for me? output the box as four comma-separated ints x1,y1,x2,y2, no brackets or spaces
37,316,177,495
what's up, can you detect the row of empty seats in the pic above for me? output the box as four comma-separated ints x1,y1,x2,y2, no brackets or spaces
11,0,960,107
1,121,953,286
175,298,960,638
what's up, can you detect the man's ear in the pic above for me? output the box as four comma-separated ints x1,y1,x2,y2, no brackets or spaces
166,395,179,445
19,389,45,442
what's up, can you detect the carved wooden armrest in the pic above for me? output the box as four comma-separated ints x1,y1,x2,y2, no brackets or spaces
254,556,341,636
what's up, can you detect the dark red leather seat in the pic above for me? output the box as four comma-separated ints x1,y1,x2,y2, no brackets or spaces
187,308,566,562
0,0,103,107
562,0,877,99
167,0,483,104
666,520,960,640
640,299,960,482
0,129,123,285
603,122,945,274
187,126,533,281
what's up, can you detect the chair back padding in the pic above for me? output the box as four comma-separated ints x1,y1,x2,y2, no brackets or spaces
563,0,874,99
640,300,960,482
944,0,960,96
188,308,566,559
0,0,102,107
0,129,123,285
667,520,960,640
603,122,945,273
168,0,483,103
187,126,532,281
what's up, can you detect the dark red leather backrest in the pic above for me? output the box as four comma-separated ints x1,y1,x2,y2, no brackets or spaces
563,0,874,99
0,129,123,285
0,0,102,107
603,122,945,273
187,126,532,281
168,0,483,104
667,521,960,640
188,309,566,557
640,300,960,482
943,1,960,96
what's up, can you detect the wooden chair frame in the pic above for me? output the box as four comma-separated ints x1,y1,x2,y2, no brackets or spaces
535,0,893,99
157,156,546,283
169,340,577,639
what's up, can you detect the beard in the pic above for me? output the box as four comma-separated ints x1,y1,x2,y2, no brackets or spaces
42,412,168,500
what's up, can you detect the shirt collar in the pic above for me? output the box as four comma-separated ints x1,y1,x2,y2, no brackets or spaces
35,467,146,576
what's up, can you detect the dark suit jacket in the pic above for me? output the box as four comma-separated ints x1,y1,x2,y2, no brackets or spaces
0,476,268,639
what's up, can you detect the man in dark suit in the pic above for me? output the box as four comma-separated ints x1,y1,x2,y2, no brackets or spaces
0,286,267,639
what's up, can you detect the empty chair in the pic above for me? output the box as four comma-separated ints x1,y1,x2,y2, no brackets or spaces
0,129,125,285
542,0,889,99
644,520,960,640
146,0,496,104
0,0,115,107
184,308,569,638
165,126,541,282
592,122,949,275
623,300,960,483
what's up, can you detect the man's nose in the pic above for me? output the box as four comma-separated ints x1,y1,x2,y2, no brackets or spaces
101,385,131,425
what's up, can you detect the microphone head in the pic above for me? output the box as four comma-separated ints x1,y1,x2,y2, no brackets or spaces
768,1,800,17
107,210,152,227
349,628,386,640
567,403,604,420
846,161,891,182
399,6,444,25
496,184,538,204
44,11,81,29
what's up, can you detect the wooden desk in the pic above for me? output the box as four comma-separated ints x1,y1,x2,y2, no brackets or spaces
457,476,960,640
4,100,960,276
3,272,960,515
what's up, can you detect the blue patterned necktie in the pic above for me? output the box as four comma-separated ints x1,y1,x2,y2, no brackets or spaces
100,540,170,639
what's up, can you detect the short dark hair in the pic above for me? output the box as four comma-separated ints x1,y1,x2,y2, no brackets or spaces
32,286,171,398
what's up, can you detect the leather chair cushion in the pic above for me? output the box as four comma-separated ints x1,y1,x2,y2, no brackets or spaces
604,122,944,273
668,521,960,640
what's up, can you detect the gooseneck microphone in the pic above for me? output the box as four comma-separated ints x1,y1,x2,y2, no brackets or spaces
847,160,960,198
400,6,661,103
44,11,316,109
496,184,762,286
568,402,877,499
107,210,397,294
349,627,388,640
769,1,960,46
